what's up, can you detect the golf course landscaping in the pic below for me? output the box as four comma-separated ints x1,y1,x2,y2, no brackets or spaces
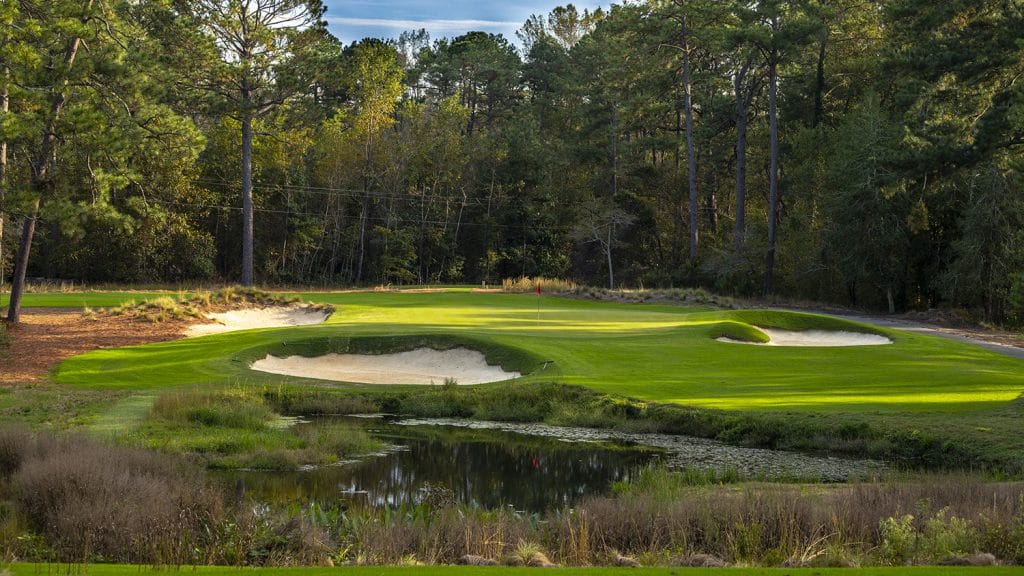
47,289,1024,467
2,287,1024,570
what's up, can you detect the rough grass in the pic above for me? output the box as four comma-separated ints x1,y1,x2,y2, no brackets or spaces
502,276,578,293
7,565,1024,575
0,429,225,564
101,287,330,323
135,388,383,470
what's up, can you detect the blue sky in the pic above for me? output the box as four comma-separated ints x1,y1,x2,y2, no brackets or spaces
322,0,606,48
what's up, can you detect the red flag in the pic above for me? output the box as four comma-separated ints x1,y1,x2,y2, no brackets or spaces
535,283,542,295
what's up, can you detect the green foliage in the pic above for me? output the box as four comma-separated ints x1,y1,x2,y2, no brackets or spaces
137,387,382,470
880,508,978,565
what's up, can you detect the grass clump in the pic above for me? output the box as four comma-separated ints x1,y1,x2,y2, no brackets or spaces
502,276,577,293
103,286,332,323
0,428,224,564
137,388,382,470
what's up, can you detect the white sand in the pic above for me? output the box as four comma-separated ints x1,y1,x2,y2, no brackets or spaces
185,306,331,337
250,347,520,385
717,328,892,347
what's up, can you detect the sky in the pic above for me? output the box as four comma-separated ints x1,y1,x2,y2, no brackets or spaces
322,0,606,49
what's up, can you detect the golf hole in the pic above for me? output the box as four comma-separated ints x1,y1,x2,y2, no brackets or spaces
717,328,892,347
250,347,521,385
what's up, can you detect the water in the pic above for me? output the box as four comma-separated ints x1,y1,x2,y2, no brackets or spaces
224,416,880,513
225,417,662,512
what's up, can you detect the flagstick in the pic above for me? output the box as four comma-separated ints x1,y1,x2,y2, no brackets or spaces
536,283,541,325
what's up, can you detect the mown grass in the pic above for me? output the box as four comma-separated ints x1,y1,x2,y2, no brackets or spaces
54,291,1024,414
33,290,1024,471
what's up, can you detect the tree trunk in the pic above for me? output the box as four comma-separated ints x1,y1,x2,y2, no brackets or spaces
706,168,718,233
606,225,614,289
7,20,86,322
356,198,368,283
733,60,751,255
0,66,8,287
762,55,779,297
812,29,828,129
6,199,39,323
609,105,618,197
240,112,255,286
682,15,699,262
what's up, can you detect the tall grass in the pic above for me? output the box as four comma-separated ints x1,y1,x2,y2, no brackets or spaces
218,475,1024,567
502,277,577,293
138,389,383,470
2,429,1021,567
104,286,331,323
0,428,225,564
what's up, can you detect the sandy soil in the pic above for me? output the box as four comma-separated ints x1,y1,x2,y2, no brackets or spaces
1,309,186,383
251,347,520,385
185,306,331,337
718,328,892,347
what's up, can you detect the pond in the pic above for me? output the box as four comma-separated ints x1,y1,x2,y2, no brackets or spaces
224,416,662,512
224,416,880,513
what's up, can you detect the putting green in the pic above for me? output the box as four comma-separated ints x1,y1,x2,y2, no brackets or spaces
52,291,1024,414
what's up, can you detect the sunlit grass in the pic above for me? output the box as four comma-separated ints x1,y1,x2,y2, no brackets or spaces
49,291,1024,416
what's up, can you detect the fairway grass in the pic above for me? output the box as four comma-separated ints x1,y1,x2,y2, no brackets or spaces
7,563,1024,576
53,291,1024,414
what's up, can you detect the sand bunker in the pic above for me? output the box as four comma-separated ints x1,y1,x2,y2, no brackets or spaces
718,328,892,347
250,347,520,385
186,306,331,337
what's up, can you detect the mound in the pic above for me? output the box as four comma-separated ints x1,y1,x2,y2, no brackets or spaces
250,347,520,385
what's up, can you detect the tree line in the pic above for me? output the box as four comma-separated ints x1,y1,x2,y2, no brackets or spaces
1,0,1022,323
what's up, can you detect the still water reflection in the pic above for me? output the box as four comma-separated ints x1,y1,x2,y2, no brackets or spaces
224,417,662,512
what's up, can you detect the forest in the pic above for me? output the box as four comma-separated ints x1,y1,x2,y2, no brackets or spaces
1,0,1022,323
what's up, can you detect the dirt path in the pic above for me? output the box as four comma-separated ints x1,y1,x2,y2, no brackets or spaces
0,309,187,384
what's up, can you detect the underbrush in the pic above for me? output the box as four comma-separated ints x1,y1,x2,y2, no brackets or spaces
0,428,224,564
135,389,383,470
275,472,1022,567
102,287,333,323
1,428,1021,567
263,382,1018,475
502,277,741,309
502,276,578,293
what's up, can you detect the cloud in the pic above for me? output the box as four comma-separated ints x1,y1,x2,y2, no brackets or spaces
327,16,519,31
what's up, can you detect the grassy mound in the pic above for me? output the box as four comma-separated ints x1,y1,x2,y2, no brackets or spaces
101,286,333,323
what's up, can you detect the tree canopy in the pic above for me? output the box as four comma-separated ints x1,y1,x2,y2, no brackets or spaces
2,0,1022,324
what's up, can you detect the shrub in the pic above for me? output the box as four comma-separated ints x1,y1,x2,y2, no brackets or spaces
2,429,225,564
502,277,577,293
